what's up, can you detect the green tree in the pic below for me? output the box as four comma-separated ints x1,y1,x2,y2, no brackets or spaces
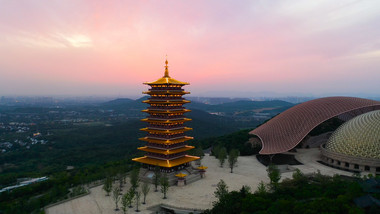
267,164,281,190
218,147,227,167
352,172,361,179
228,149,239,173
160,174,169,199
153,165,161,192
194,146,205,165
214,179,229,201
267,199,294,214
70,185,86,197
117,173,124,190
123,173,127,185
135,190,141,212
130,167,140,192
210,186,253,214
141,182,150,204
254,181,267,196
102,176,112,196
240,185,251,197
121,193,128,214
292,168,303,180
292,168,307,185
211,144,221,157
206,173,365,214
112,186,121,211
125,187,135,208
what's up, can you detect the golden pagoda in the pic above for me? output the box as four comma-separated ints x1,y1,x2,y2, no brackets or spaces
132,59,199,172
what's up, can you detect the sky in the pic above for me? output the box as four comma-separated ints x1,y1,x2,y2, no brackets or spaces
0,0,380,98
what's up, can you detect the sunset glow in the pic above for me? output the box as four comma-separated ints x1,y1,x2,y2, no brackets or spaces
1,0,380,97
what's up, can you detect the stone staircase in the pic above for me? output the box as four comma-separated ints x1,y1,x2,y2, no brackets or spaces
185,173,201,185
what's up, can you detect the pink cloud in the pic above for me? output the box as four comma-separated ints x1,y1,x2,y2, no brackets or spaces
0,0,380,96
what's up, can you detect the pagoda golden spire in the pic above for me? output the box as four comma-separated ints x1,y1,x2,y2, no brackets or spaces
164,58,169,77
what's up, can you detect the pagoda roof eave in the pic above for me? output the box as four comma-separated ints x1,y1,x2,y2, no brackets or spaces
175,173,187,178
137,145,194,155
141,109,191,114
141,118,192,123
197,165,208,170
143,77,189,85
142,100,191,104
143,91,190,95
140,127,193,133
132,155,199,168
139,136,193,144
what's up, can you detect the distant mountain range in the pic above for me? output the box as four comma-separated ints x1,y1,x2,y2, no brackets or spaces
100,98,245,137
187,100,293,114
101,97,293,113
100,97,295,136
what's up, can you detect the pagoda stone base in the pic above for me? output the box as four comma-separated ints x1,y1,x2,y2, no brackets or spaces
177,179,185,186
139,165,201,186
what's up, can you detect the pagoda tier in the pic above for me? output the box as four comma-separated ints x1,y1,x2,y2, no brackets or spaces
132,59,199,169
141,109,191,114
145,142,189,149
142,100,191,104
138,136,193,144
141,118,192,123
140,127,193,133
138,145,194,155
143,90,190,95
133,155,199,168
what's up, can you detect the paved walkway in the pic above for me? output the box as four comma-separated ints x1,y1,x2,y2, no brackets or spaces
46,148,355,214
281,148,353,179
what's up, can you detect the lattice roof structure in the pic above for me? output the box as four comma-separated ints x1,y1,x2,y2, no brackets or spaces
326,110,380,159
250,97,380,154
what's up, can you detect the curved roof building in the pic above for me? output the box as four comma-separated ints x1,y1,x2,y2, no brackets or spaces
325,110,380,159
321,110,380,174
250,97,380,154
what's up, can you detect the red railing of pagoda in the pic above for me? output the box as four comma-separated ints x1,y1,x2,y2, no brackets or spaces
148,97,185,100
147,115,185,119
147,106,185,110
147,133,185,139
150,88,184,91
148,124,185,129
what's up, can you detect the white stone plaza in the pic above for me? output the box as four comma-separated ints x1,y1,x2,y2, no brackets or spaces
46,149,356,214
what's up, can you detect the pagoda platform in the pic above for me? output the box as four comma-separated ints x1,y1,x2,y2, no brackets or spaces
138,163,202,186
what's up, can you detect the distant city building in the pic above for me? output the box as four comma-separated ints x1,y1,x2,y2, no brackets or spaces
133,60,199,173
0,96,53,105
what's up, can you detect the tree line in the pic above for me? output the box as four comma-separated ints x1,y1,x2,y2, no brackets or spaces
102,166,171,213
0,158,134,214
205,165,375,214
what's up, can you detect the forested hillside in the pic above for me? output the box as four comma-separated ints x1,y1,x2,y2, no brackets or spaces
0,97,294,213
